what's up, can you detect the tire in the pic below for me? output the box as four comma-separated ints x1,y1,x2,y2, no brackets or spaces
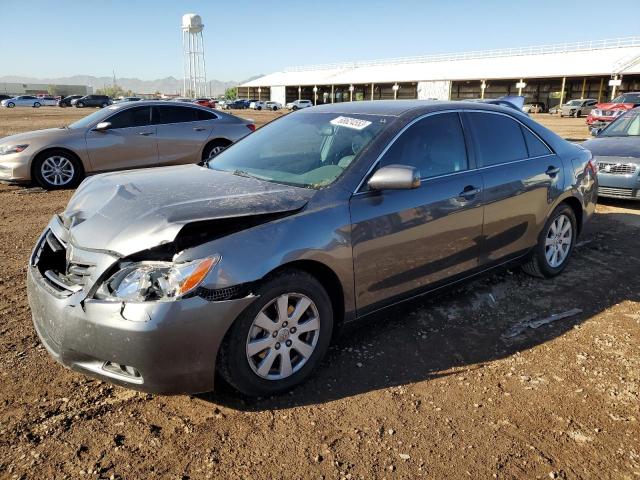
7,102,14,108
257,106,262,110
101,102,108,108
32,149,83,190
272,106,278,111
574,110,582,118
292,106,299,111
201,139,231,162
522,203,577,278
33,102,41,108
218,270,334,396
560,113,564,117
76,102,84,108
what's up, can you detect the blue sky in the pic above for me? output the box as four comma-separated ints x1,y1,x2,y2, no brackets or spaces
1,0,639,81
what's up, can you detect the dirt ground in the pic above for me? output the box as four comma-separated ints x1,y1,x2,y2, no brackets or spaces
0,107,638,479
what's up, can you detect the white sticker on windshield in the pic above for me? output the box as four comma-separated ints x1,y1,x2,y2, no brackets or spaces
330,116,372,130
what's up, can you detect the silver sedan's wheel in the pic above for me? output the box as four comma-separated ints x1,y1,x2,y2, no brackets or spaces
208,145,226,158
40,155,75,187
246,293,320,380
544,213,573,268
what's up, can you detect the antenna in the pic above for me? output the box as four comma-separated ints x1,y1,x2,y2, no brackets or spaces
181,13,207,97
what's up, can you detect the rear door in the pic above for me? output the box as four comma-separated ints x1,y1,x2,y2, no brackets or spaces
350,111,484,314
462,110,562,265
85,105,158,171
152,105,216,165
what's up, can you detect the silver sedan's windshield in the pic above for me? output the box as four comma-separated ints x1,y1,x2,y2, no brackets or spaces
209,112,389,189
67,106,118,129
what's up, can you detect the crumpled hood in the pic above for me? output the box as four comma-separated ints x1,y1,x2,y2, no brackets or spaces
594,102,635,111
0,127,72,144
62,164,314,256
583,137,640,159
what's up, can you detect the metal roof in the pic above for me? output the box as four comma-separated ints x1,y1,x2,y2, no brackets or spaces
241,37,640,87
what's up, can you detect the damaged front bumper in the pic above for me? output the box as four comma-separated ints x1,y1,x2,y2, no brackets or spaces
26,217,257,394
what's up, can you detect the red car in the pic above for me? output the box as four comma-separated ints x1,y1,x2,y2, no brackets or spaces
193,98,216,109
586,92,640,130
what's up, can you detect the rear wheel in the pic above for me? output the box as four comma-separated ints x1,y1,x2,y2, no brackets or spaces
202,139,231,162
76,101,84,108
33,102,41,108
33,150,82,189
218,270,333,396
272,106,278,111
101,102,108,108
522,203,576,278
574,110,582,118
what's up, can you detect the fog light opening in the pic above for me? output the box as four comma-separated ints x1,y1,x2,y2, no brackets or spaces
103,361,141,379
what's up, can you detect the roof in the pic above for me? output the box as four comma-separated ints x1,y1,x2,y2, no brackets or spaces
241,37,640,87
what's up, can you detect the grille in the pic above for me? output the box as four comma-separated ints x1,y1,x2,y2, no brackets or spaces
33,229,93,294
195,284,246,302
601,110,615,116
597,162,638,175
598,186,635,197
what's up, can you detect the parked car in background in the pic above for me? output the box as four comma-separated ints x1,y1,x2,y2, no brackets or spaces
58,95,83,107
560,99,597,118
265,101,282,111
522,102,546,114
0,101,255,189
583,108,640,200
193,98,216,108
0,94,11,102
548,104,562,115
1,96,43,108
587,92,640,130
114,97,142,103
227,100,248,110
249,101,266,110
173,97,194,103
26,100,596,397
36,95,59,106
72,95,112,108
286,99,313,110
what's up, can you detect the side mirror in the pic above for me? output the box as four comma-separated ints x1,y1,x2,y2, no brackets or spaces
94,121,112,132
590,127,602,137
367,164,421,191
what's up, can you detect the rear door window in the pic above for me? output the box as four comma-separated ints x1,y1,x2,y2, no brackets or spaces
465,112,528,166
154,105,199,124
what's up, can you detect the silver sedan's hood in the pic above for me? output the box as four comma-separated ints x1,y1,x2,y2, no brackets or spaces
0,127,73,144
62,165,314,256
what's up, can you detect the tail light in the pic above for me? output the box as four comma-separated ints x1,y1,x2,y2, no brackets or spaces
246,124,256,132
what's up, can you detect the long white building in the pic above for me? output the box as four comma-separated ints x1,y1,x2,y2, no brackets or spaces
239,37,640,108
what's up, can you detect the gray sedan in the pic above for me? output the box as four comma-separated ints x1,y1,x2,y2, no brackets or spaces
0,101,254,189
583,108,640,199
27,100,597,396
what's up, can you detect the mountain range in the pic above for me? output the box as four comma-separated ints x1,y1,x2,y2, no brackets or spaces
0,75,263,95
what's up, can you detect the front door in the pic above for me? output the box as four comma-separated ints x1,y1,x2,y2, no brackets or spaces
462,111,563,264
350,112,484,315
85,106,158,172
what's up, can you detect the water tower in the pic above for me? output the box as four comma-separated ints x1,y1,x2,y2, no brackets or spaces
182,13,207,97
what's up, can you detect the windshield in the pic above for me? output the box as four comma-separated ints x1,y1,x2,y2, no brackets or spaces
67,106,117,129
567,100,581,106
611,93,640,104
209,112,389,189
600,109,640,137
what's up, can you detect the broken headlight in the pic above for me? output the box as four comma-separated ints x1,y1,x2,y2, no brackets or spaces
97,256,220,302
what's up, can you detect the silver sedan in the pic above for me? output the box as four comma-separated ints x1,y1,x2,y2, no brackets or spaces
0,101,255,189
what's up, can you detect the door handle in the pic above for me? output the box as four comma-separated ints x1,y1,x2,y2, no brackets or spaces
138,131,154,136
545,166,560,176
458,185,482,197
193,127,206,131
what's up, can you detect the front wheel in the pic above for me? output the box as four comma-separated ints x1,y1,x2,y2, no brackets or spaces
7,102,14,108
522,204,576,278
217,270,333,396
292,106,298,111
272,106,278,111
574,110,582,118
101,102,108,108
76,102,84,108
33,150,83,189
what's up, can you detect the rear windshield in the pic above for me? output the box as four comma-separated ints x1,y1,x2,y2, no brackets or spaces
209,112,389,189
611,93,640,104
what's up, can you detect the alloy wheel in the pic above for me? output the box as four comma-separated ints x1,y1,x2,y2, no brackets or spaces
544,214,572,268
208,145,226,158
40,155,75,186
246,293,320,380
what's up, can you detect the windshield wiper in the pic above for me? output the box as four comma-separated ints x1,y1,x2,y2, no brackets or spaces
232,169,258,179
